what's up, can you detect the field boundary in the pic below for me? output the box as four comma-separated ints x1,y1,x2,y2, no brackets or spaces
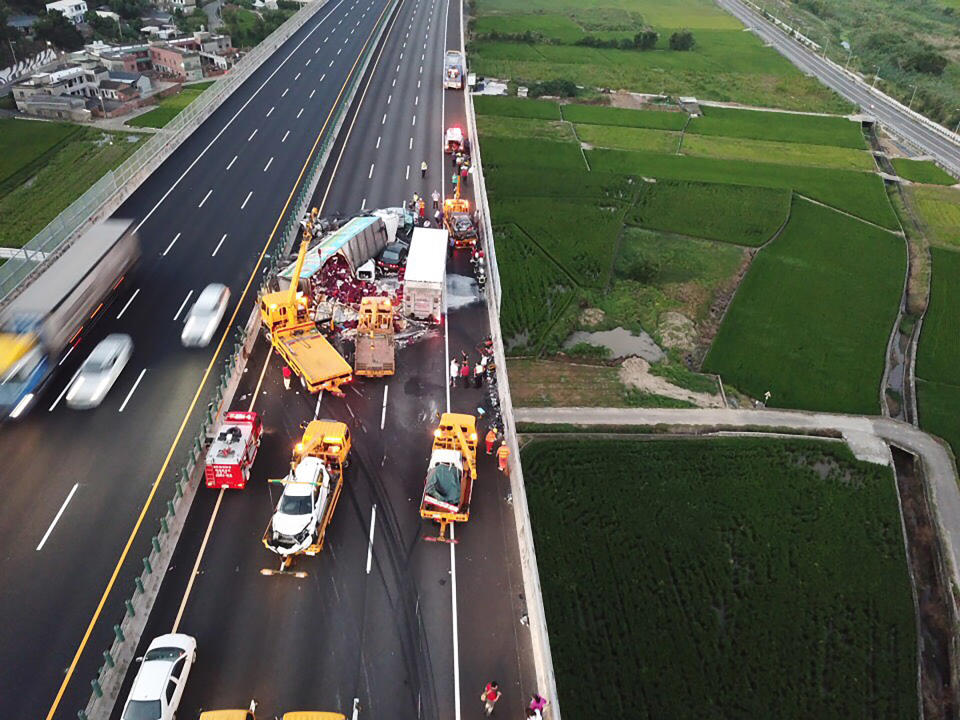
795,192,903,235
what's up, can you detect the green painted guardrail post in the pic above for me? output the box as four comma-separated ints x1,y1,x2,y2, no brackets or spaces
134,576,144,594
143,556,152,574
151,536,160,554
90,679,102,698
160,516,169,534
166,500,175,518
125,598,135,617
78,710,88,720
113,624,125,643
102,650,114,669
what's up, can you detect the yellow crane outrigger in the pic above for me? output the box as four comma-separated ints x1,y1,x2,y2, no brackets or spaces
420,413,478,543
259,209,353,396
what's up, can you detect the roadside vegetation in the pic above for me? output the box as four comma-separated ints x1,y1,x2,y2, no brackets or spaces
127,81,216,128
523,436,916,719
907,185,960,249
0,120,144,248
467,0,847,110
891,158,957,186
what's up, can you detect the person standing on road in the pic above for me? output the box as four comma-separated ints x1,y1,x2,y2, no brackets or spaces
474,360,484,388
450,358,459,388
529,693,548,714
480,681,501,716
421,160,428,178
459,361,470,388
497,443,511,475
282,365,292,390
485,428,497,455
432,189,441,210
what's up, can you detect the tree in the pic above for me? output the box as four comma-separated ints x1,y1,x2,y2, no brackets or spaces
85,9,122,41
669,29,694,51
34,10,83,51
634,28,658,50
904,49,947,76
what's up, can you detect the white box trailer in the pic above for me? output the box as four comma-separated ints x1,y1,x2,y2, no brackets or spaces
403,227,447,322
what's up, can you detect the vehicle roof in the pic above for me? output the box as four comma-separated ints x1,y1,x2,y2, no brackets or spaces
0,333,37,375
439,412,476,432
292,456,326,486
130,657,173,700
430,448,463,469
405,228,448,284
196,283,227,307
86,333,131,362
282,713,346,720
2,219,133,320
302,419,349,445
199,711,252,720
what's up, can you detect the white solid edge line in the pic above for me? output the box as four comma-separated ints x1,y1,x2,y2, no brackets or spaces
36,483,79,551
162,232,181,256
380,384,388,429
366,503,377,574
212,233,228,257
450,524,461,718
116,288,140,319
132,0,348,234
173,289,194,321
58,343,76,366
48,367,82,411
118,368,147,413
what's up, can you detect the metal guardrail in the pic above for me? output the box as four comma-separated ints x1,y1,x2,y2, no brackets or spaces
0,0,335,305
74,0,401,715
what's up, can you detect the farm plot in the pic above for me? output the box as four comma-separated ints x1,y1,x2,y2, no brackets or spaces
892,158,957,186
473,95,562,120
477,115,578,143
0,119,83,195
480,137,586,171
626,180,790,246
588,148,898,229
907,185,960,249
560,103,688,130
680,133,875,172
575,123,679,153
686,105,866,148
703,199,905,413
523,436,916,720
496,224,579,354
127,81,215,128
483,166,638,201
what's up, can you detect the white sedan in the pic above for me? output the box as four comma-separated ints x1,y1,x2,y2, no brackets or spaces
181,283,231,348
66,334,133,409
266,457,331,556
121,633,197,720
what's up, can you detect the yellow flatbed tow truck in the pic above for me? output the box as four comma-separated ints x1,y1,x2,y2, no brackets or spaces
261,420,351,576
354,296,395,378
199,705,345,720
420,413,478,543
260,208,353,397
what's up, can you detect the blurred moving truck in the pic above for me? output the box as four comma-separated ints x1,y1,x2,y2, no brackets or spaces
0,219,139,418
403,227,447,323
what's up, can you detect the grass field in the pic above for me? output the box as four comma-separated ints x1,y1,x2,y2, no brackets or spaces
575,123,679,153
892,158,957,186
0,120,84,195
680,133,875,171
704,199,904,413
908,185,960,249
483,166,637,201
0,128,144,248
523,436,916,720
587,147,898,229
686,105,866,148
481,137,587,171
127,81,216,128
560,103,688,130
626,180,790,246
477,114,578,143
473,95,562,120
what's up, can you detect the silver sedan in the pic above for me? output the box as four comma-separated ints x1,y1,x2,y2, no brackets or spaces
66,334,133,409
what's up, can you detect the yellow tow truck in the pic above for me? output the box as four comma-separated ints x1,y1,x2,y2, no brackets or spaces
261,420,351,576
260,209,353,397
354,296,396,378
199,706,345,720
420,413,478,543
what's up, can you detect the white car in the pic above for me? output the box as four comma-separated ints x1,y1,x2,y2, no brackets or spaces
121,633,197,720
267,457,331,556
66,334,133,409
181,283,230,348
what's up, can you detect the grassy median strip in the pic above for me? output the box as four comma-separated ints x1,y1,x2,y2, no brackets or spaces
127,81,216,128
523,436,916,720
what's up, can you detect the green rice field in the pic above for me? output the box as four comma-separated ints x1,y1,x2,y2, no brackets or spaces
680,133,875,172
703,199,905,413
892,158,957,186
686,105,866,148
523,436,916,720
127,81,216,128
907,185,960,249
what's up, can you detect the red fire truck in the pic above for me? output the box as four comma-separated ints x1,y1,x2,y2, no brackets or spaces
204,411,263,489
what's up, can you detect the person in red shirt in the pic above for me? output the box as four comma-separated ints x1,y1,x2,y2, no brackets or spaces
282,365,292,390
459,361,470,388
480,681,501,716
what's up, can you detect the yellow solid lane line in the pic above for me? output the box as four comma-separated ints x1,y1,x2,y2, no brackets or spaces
45,1,393,715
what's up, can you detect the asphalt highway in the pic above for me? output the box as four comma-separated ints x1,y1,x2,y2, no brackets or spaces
0,1,398,717
107,0,535,716
718,0,960,176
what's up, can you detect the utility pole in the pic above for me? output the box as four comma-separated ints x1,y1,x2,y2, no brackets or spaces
844,48,854,70
871,66,881,90
954,109,960,135
908,85,917,110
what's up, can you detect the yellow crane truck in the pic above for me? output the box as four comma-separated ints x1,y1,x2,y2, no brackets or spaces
260,209,353,397
420,413,478,543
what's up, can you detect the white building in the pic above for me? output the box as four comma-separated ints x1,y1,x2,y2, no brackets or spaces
45,0,88,24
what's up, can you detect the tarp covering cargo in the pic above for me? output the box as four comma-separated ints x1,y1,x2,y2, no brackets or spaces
279,215,390,288
424,463,461,507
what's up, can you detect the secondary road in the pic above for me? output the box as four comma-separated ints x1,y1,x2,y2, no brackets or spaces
106,0,535,716
0,1,396,717
717,0,960,176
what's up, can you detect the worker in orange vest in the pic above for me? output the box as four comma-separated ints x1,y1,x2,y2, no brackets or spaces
485,428,497,455
496,442,510,475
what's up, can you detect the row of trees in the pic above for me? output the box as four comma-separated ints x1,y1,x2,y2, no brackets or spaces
476,26,697,52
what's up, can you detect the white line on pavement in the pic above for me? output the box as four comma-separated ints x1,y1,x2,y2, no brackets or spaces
412,114,416,126
264,156,274,172
282,130,290,142
131,0,348,234
382,113,387,124
116,288,140,319
330,59,335,67
417,79,420,89
241,190,253,209
310,88,316,98
409,137,413,149
368,163,375,179
415,95,418,105
212,233,228,257
48,367,81,411
361,197,366,209
313,389,324,419
337,47,342,55
36,483,79,551
248,128,258,141
297,107,304,118
197,189,212,208
295,72,301,80
320,73,326,81
118,368,146,413
162,233,181,256
58,344,75,366
173,290,193,321
366,503,377,573
419,64,423,74
376,136,381,148
387,93,392,103
380,384,388,429
392,77,396,87
421,53,424,61
405,164,410,179
226,155,237,170
315,46,321,53
399,52,403,59
451,525,461,718
266,105,275,117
